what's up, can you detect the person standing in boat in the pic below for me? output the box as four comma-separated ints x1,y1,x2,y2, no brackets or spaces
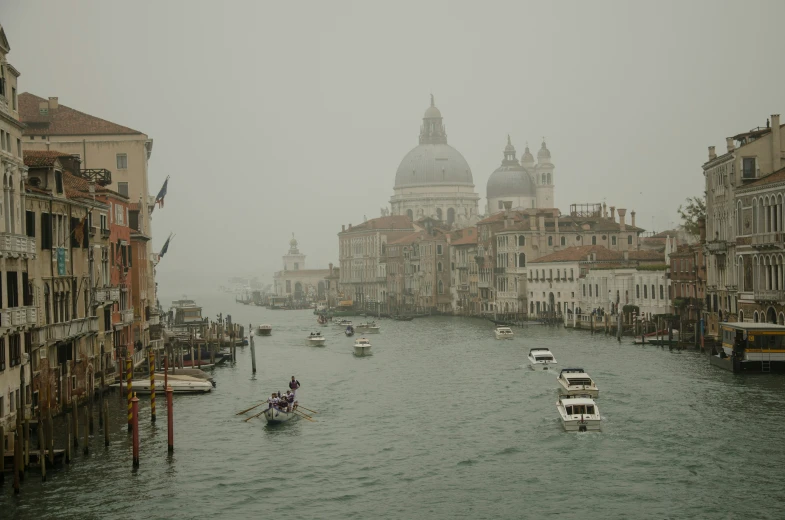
289,376,300,398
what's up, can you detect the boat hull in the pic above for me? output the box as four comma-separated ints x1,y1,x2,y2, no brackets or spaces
263,407,297,424
529,361,557,371
494,333,514,340
307,338,326,346
255,326,272,336
561,418,601,432
354,346,372,356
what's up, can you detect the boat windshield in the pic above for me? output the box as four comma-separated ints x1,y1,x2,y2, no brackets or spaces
535,356,553,361
565,377,592,386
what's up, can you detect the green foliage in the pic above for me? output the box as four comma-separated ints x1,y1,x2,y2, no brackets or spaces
677,196,706,238
622,305,640,314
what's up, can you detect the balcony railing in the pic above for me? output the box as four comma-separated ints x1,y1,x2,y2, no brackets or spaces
93,288,108,303
148,314,160,326
754,290,785,303
1,306,38,328
705,240,728,254
40,317,99,342
0,234,36,256
478,280,490,288
121,308,134,324
751,233,785,249
109,288,120,301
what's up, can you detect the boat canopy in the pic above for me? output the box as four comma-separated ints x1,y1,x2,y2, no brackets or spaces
529,348,551,354
559,368,586,375
560,397,596,406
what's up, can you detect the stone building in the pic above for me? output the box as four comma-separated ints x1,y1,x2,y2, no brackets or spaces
19,92,157,351
669,226,705,322
273,235,331,302
449,227,479,315
486,137,555,214
580,264,670,320
703,113,785,336
338,216,414,310
389,96,480,228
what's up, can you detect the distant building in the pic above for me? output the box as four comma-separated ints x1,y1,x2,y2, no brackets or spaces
486,137,555,214
272,235,331,302
449,227,479,315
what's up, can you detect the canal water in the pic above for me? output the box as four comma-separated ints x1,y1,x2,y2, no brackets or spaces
4,291,785,519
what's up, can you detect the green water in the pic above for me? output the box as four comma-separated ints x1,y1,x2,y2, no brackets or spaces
4,292,785,519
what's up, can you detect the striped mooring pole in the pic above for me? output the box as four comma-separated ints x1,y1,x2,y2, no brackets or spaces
149,350,156,423
127,357,133,432
131,393,140,468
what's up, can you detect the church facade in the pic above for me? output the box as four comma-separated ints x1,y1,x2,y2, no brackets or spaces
389,96,480,229
273,235,331,302
486,137,555,214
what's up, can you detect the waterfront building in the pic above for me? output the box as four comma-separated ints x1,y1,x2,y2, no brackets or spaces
528,245,665,317
0,24,36,438
338,215,414,310
486,137,555,214
272,235,331,303
18,93,158,350
449,227,479,315
477,203,643,316
703,113,785,336
389,96,480,228
668,227,706,322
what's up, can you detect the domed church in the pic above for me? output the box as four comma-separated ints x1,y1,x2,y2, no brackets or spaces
390,96,480,228
486,137,555,214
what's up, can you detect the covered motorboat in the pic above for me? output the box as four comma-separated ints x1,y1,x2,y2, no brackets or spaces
307,332,326,346
354,337,372,356
528,348,557,370
335,319,353,328
556,368,599,398
355,322,380,333
556,396,601,432
494,326,514,339
255,324,272,336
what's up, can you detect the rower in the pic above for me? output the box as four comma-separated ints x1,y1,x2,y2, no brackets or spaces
285,390,295,412
289,376,301,398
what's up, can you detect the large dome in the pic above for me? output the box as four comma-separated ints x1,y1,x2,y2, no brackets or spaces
395,143,474,188
486,164,535,198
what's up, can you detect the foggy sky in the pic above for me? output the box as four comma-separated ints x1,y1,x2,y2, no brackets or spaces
2,0,784,296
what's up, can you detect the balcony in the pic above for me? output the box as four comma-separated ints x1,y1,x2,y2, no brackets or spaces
754,290,785,303
121,308,134,324
751,233,785,249
0,234,36,257
26,307,37,325
93,287,108,304
478,280,490,288
705,240,727,254
40,317,99,342
148,314,160,326
100,228,111,239
1,306,37,328
109,288,120,301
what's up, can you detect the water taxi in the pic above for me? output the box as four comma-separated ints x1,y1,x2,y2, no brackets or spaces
356,322,380,333
354,337,372,356
263,406,298,425
556,368,599,398
335,319,353,328
556,396,601,432
714,322,785,373
307,333,326,346
494,326,514,339
255,324,272,336
528,348,557,370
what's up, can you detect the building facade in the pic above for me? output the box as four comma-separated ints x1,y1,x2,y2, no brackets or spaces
389,96,479,228
272,235,331,302
449,227,479,315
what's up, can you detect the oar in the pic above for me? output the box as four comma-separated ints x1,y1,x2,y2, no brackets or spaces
236,402,266,415
293,410,316,422
244,408,268,422
296,405,318,414
293,409,314,420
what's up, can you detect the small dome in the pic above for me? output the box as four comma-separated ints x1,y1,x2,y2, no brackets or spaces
521,144,535,166
504,134,515,154
424,105,442,119
289,234,298,248
538,140,551,160
487,139,535,199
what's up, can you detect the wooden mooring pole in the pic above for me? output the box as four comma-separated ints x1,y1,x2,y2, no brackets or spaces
150,350,156,423
132,394,139,468
250,334,257,374
127,357,133,432
65,412,72,463
72,396,79,447
83,406,89,455
103,399,110,447
167,386,174,454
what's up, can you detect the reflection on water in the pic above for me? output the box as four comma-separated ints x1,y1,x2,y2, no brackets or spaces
3,291,785,519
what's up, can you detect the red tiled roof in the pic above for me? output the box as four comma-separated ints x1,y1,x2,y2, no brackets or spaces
388,231,426,246
451,227,478,245
19,93,142,136
627,250,665,261
342,215,413,233
740,166,785,189
532,245,665,263
23,150,73,167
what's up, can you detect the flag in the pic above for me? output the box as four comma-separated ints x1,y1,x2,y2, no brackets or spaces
158,233,173,260
155,177,169,209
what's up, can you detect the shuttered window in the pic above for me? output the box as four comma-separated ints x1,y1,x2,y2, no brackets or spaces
40,213,52,249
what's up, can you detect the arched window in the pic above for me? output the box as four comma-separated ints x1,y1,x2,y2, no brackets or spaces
447,208,455,226
753,199,758,234
659,285,664,299
643,285,648,299
737,201,743,235
560,236,565,246
651,285,655,300
436,208,443,221
437,280,444,294
518,235,525,247
518,253,526,267
612,236,617,246
591,236,597,245
627,235,633,245
548,236,553,246
636,284,640,298
406,209,413,220
437,262,442,272
582,284,586,297
44,283,51,324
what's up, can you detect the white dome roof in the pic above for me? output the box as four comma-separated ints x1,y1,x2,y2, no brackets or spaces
487,165,535,198
394,143,474,188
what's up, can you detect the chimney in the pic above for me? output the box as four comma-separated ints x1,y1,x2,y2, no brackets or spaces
538,215,546,234
726,137,735,153
771,114,781,171
554,216,559,234
591,252,597,261
342,225,345,232
348,223,352,229
610,206,616,222
708,146,716,161
630,210,636,229
529,215,537,231
48,97,59,110
618,208,627,231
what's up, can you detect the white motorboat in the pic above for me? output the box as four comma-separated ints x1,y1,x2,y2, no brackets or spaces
110,376,212,394
307,333,326,346
355,322,380,333
494,326,514,339
255,325,272,336
556,368,599,398
262,406,298,425
335,319,353,327
354,337,372,356
528,348,557,370
556,396,601,432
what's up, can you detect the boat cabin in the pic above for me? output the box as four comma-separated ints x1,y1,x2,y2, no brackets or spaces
560,370,593,387
529,348,554,362
564,402,596,416
715,322,785,373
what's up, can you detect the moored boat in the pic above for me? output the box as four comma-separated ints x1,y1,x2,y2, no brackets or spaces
111,377,212,394
317,315,329,326
255,325,272,336
556,368,599,398
334,319,353,327
528,348,557,370
633,329,679,345
354,337,372,356
556,396,601,432
392,315,414,321
494,326,514,339
356,322,380,333
263,406,298,424
307,333,326,346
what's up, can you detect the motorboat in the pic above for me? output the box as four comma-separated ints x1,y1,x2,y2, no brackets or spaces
317,315,329,326
334,319,353,327
556,368,599,398
345,325,355,337
307,333,326,346
262,406,298,425
392,315,414,321
494,326,514,339
255,325,272,336
528,348,557,370
556,396,601,432
633,329,680,345
354,337,372,356
110,376,212,394
355,322,380,333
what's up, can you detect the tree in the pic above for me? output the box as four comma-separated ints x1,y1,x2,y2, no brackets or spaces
677,196,706,238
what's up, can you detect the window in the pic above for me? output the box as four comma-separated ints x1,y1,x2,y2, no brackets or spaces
0,338,5,371
55,171,64,194
26,211,35,238
627,235,633,245
612,236,617,246
437,245,443,255
742,157,756,178
117,182,129,197
437,262,443,272
643,285,648,299
636,284,640,298
560,236,565,246
583,285,586,297
9,335,20,367
12,87,17,110
438,280,444,294
117,154,128,169
0,65,5,97
518,235,525,247
591,236,597,245
548,236,553,246
498,201,504,209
